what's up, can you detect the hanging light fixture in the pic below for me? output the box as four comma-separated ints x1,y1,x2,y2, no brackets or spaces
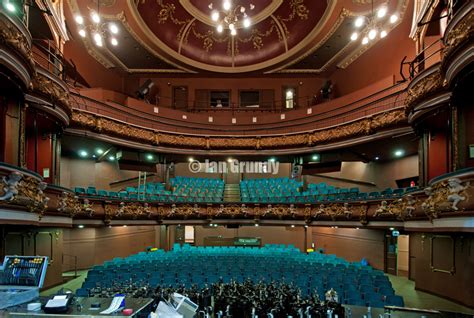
208,1,255,36
74,0,119,47
350,0,398,45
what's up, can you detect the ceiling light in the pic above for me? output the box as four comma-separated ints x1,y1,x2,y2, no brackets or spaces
380,30,387,38
350,32,358,41
312,155,319,161
227,158,233,163
291,225,295,228
109,23,119,34
217,25,223,33
389,227,395,231
390,14,398,23
78,29,86,37
79,150,88,157
375,156,380,160
362,37,369,45
229,23,235,30
355,16,364,28
91,11,101,23
92,155,96,158
188,157,194,162
377,7,387,18
96,148,104,155
78,225,84,229
146,154,154,160
111,38,118,46
356,227,360,230
394,150,404,157
75,15,84,24
123,225,127,227
368,29,377,40
223,0,231,11
211,11,219,21
5,1,15,12
231,28,237,36
269,157,276,162
243,18,251,28
255,224,259,227
108,155,115,161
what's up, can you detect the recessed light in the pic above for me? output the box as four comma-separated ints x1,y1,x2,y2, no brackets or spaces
227,158,233,163
375,156,380,160
96,148,104,155
78,225,84,229
350,32,358,41
108,155,115,161
109,23,119,34
146,154,154,160
255,224,259,227
312,154,319,161
291,225,295,228
188,157,194,162
79,150,88,157
356,227,360,230
394,150,404,157
269,157,276,162
389,227,395,231
123,225,127,227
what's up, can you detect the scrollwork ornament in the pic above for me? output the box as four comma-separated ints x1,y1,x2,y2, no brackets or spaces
57,192,82,218
422,178,470,221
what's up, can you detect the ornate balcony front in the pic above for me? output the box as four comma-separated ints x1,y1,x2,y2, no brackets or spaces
0,7,34,88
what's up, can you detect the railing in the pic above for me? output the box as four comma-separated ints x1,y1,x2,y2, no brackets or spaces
62,254,78,278
69,82,407,135
32,39,66,80
402,38,444,80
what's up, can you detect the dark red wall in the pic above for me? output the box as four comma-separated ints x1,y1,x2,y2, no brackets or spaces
427,129,449,181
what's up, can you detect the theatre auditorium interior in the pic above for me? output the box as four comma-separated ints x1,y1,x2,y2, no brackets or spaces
0,0,473,317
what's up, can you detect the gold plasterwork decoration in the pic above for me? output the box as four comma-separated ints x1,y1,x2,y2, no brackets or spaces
443,10,474,59
57,192,82,218
0,14,35,70
11,176,49,218
70,106,407,151
31,73,71,114
405,69,445,111
421,178,470,221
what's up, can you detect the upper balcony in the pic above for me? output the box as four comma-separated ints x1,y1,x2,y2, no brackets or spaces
69,77,409,154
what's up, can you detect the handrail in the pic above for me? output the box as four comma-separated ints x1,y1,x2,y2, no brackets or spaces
32,39,66,81
62,254,78,278
69,83,407,135
406,38,444,79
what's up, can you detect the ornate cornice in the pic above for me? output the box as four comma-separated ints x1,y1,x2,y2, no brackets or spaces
442,5,474,61
405,66,447,115
70,107,407,151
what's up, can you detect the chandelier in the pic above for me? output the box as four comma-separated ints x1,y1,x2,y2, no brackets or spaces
350,0,398,45
73,0,119,47
208,0,255,36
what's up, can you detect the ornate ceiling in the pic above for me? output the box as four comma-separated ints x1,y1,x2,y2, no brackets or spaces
66,0,408,74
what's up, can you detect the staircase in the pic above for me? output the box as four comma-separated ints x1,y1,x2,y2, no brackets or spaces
224,184,241,202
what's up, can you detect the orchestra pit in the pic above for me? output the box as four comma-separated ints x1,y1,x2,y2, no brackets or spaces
0,0,473,317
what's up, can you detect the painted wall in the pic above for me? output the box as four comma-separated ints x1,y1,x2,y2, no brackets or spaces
193,225,310,252
62,226,160,271
305,155,419,192
409,233,474,308
311,227,385,270
60,157,140,191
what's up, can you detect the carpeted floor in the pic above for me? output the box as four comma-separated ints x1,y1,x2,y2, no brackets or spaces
41,271,474,314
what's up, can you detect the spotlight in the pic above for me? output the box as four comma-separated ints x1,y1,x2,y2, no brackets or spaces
96,148,104,155
111,38,118,46
75,15,84,24
146,154,154,160
109,23,119,34
380,30,387,38
78,224,84,229
350,32,358,41
390,14,398,23
312,154,319,161
362,37,369,45
394,150,404,157
368,29,377,40
377,7,387,18
108,155,115,161
211,11,219,21
79,150,88,157
78,29,86,38
217,25,224,33
355,16,364,28
136,79,155,99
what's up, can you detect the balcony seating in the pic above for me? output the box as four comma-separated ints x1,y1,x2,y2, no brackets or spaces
78,244,403,308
